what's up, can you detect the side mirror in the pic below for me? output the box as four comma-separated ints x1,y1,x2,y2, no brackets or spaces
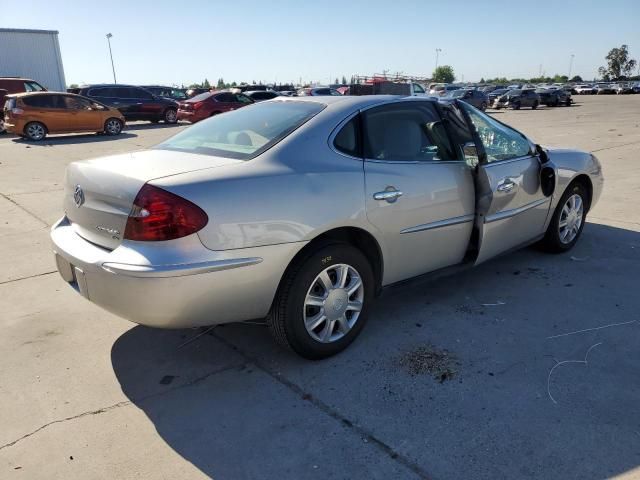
536,145,556,197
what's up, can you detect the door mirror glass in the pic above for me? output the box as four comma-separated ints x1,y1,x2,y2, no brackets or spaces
462,142,479,167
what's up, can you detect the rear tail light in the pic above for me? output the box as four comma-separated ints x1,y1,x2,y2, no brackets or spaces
11,108,24,115
192,101,204,110
124,184,208,241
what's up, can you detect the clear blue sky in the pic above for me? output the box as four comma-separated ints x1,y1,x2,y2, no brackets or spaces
7,0,640,86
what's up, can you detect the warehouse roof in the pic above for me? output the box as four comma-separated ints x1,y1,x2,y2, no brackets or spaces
0,28,59,35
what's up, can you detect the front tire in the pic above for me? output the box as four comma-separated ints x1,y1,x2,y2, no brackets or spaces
540,182,588,253
480,102,487,111
24,122,47,141
104,118,123,136
268,243,374,359
532,101,538,110
163,108,178,124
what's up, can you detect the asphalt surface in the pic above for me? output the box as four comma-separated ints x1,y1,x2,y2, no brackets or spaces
1,95,639,479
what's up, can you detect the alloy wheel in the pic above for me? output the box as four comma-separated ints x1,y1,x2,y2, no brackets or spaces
558,193,584,244
303,263,364,343
106,119,122,135
165,109,177,123
26,123,45,140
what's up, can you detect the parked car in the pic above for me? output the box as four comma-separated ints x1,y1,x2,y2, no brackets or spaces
494,89,540,109
574,84,596,95
429,84,461,96
279,90,298,97
142,85,188,101
51,95,603,358
3,92,124,141
176,90,254,123
297,87,342,96
487,88,509,104
613,83,634,94
595,83,615,94
535,88,572,107
632,82,640,94
0,77,47,133
76,84,179,124
244,90,281,102
447,89,489,110
186,88,210,98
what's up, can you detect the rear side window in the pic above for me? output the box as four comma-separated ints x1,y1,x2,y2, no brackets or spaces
24,81,45,92
215,93,236,103
333,115,361,157
88,87,113,97
22,94,64,108
362,102,456,162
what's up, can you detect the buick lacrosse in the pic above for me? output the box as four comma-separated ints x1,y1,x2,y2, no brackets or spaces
52,96,603,358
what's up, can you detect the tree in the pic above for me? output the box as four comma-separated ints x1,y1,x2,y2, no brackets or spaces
203,78,211,89
68,83,78,89
334,77,339,85
479,77,485,84
432,65,455,83
570,75,583,83
599,45,637,80
341,75,347,85
217,78,225,89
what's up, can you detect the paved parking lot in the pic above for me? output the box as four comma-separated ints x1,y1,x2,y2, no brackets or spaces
1,95,639,479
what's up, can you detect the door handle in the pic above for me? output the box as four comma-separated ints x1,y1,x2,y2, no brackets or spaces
373,189,403,202
497,180,516,193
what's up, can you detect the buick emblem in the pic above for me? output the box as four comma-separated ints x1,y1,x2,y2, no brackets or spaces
73,185,85,208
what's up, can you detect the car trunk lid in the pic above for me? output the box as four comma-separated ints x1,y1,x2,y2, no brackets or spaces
64,149,241,250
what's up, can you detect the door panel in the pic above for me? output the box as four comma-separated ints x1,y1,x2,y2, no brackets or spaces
360,101,475,285
475,156,550,263
365,162,475,284
459,102,552,264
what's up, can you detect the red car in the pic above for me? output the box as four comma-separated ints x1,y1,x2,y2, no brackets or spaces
177,90,254,123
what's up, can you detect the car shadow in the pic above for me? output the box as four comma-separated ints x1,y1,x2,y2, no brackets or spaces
124,122,185,131
111,222,640,479
12,132,138,146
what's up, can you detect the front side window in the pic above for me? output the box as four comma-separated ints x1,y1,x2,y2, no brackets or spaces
413,83,425,94
234,94,253,104
215,92,236,103
64,96,94,110
362,102,457,162
156,100,324,160
461,103,531,162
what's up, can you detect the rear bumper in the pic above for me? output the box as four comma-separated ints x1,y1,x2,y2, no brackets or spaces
176,110,203,123
51,217,305,328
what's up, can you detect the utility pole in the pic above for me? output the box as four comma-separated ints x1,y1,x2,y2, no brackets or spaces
106,33,117,83
435,48,442,72
568,54,575,80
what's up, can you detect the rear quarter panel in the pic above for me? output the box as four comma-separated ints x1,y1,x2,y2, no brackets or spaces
151,106,374,252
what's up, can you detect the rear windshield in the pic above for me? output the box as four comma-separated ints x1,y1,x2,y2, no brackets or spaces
189,91,215,102
156,100,325,160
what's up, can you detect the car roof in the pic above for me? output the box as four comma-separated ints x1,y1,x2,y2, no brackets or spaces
273,95,441,109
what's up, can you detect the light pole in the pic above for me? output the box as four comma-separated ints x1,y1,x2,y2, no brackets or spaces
106,33,117,84
568,53,575,80
435,48,442,72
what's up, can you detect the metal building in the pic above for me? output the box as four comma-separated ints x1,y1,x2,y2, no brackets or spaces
0,28,67,91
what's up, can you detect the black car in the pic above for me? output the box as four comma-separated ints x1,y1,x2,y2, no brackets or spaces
535,88,572,107
447,89,489,110
142,85,188,101
494,89,540,109
244,90,281,102
76,84,178,123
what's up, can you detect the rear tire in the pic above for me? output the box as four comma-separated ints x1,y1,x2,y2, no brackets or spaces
532,101,538,110
24,122,47,141
104,118,123,136
539,182,588,253
0,116,6,134
163,108,178,124
480,102,487,111
268,243,374,359
513,102,521,110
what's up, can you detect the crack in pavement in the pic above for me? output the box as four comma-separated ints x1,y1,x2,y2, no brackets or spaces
0,271,57,286
0,363,243,451
591,139,640,153
0,192,50,227
212,332,432,480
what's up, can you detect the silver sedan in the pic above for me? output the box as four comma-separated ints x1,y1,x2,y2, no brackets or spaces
51,96,603,358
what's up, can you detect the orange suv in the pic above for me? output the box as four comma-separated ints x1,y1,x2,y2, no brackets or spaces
4,92,125,141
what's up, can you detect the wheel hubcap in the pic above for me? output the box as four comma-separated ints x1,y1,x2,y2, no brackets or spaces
558,193,584,244
303,264,364,343
166,110,176,122
107,120,120,133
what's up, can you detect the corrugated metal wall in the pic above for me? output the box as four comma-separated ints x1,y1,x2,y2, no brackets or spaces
0,29,67,91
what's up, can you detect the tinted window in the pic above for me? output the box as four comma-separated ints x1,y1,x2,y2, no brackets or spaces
234,94,253,104
156,101,324,160
413,84,425,94
189,92,215,102
24,81,45,92
88,87,117,97
215,93,236,103
314,88,330,95
131,87,153,100
334,116,361,157
461,103,531,162
64,96,93,110
362,102,456,162
22,94,64,108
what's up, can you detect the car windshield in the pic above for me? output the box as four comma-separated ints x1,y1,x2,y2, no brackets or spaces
156,101,325,160
506,90,522,96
